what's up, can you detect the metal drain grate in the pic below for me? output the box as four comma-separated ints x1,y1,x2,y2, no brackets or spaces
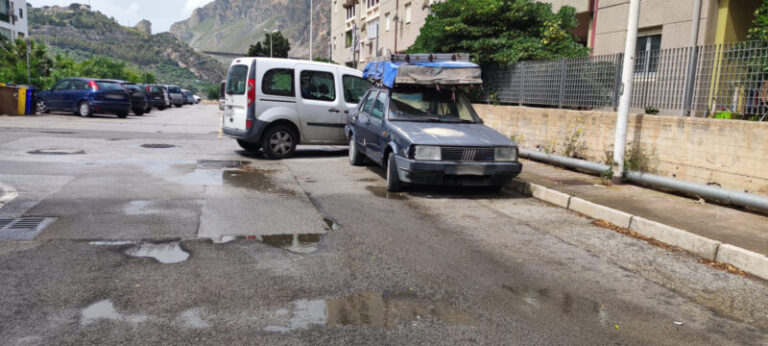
0,217,56,240
141,144,177,149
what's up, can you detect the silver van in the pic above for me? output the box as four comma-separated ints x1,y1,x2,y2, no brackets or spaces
222,58,370,159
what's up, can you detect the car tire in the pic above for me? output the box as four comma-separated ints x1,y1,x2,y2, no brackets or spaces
175,104,183,108
145,106,152,114
348,137,365,166
36,99,49,114
237,139,261,152
261,125,297,159
77,101,92,117
386,154,403,192
134,110,144,116
117,111,129,118
158,106,166,111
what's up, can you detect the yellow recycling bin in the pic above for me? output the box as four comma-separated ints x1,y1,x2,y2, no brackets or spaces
17,87,27,116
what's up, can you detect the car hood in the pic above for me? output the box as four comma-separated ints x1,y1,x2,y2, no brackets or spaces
389,122,515,147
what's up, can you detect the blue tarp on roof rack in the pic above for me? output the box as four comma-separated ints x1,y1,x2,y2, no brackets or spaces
362,59,482,88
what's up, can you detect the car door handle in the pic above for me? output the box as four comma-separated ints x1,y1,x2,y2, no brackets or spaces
328,108,341,113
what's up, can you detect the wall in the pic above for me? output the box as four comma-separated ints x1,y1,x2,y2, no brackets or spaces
474,104,768,196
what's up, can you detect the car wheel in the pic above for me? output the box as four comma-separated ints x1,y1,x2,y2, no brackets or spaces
36,99,49,114
237,139,261,152
145,106,152,114
134,110,144,116
386,154,403,192
348,137,365,166
175,104,183,108
261,125,297,159
77,101,92,117
117,111,129,118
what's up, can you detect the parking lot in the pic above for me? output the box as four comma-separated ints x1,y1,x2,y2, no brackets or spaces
0,105,766,345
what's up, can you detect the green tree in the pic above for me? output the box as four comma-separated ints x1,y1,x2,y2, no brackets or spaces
207,85,220,100
748,1,768,42
0,37,54,88
409,0,589,66
247,31,291,58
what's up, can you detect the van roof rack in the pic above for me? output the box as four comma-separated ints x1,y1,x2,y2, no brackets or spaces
370,53,471,64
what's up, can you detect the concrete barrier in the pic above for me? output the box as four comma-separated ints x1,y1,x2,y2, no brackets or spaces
715,244,768,281
568,197,633,229
629,217,721,260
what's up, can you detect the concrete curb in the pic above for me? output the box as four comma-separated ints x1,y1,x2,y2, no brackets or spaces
629,217,721,260
506,179,766,280
715,244,768,280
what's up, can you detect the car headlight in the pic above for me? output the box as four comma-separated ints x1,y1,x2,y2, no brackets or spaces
413,146,441,161
495,147,518,162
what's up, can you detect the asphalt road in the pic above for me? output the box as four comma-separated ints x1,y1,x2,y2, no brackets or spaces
0,105,766,345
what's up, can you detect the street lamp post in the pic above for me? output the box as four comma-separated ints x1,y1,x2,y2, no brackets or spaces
310,0,313,61
264,29,278,57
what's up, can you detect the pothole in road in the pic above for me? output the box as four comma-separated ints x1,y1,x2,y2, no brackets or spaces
366,186,408,200
27,148,85,155
223,170,296,196
141,143,177,149
89,241,189,264
264,291,472,333
259,234,323,254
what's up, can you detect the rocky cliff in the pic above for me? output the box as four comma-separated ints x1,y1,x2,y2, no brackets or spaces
169,0,330,60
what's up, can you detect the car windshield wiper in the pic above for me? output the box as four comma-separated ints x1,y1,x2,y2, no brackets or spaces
439,118,476,123
390,117,441,122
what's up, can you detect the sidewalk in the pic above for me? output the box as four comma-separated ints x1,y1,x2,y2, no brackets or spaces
511,159,768,279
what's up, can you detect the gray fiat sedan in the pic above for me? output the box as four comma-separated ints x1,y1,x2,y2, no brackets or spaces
345,85,522,192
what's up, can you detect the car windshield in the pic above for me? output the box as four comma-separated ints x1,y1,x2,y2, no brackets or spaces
388,88,480,123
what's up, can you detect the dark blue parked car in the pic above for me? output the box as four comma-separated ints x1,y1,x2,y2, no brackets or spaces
346,86,522,192
36,78,131,118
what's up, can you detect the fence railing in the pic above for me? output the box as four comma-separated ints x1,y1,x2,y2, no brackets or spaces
477,40,768,120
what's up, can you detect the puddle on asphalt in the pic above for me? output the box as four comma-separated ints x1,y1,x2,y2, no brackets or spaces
365,186,408,200
264,291,471,332
502,285,608,325
175,308,211,329
141,143,177,149
259,234,323,254
196,160,249,169
124,242,190,264
27,148,85,155
89,240,136,246
81,299,149,326
222,170,296,196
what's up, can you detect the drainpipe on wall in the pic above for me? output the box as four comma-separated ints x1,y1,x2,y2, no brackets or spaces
681,0,703,116
394,0,399,53
589,0,599,56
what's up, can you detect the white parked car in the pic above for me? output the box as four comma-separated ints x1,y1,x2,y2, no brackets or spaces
221,58,371,159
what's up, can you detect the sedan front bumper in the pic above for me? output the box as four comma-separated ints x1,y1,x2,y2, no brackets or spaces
394,156,523,186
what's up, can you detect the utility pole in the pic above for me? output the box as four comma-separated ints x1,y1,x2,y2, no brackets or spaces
681,0,702,116
309,0,313,61
612,0,641,183
264,29,278,58
26,38,31,85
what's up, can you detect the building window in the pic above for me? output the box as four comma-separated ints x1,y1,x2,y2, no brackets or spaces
367,0,379,8
405,4,412,24
635,34,661,75
0,27,10,40
0,0,10,23
346,4,356,20
345,30,353,47
19,8,22,19
385,13,390,31
367,19,378,39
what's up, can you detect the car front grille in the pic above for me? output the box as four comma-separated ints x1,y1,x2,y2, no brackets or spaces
441,147,495,162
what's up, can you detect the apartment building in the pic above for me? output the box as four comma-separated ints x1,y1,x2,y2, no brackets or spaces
0,0,27,41
330,0,762,68
547,0,761,55
330,0,441,67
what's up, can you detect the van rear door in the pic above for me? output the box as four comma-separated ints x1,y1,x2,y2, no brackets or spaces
223,61,253,132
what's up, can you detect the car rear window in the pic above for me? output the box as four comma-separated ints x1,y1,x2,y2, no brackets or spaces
227,65,249,95
169,87,181,93
263,68,294,97
124,84,141,91
96,82,124,91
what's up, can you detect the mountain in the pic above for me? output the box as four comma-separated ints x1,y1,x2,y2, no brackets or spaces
28,5,226,91
169,0,330,61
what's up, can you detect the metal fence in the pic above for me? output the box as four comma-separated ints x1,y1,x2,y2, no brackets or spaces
477,40,768,120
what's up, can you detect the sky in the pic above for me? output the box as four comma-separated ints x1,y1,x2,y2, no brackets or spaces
28,0,216,33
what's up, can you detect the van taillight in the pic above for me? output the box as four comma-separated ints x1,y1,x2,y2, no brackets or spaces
88,81,98,91
247,79,256,106
246,120,253,129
